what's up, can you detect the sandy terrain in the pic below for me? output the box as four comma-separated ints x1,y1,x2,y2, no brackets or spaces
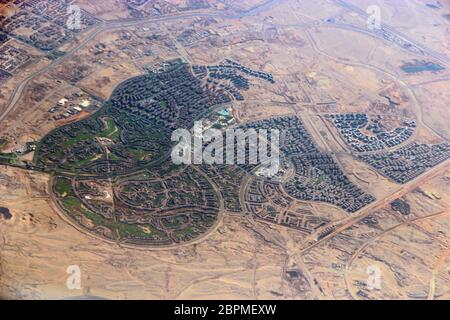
0,0,449,300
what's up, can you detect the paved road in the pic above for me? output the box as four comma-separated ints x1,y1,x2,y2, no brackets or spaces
301,20,448,143
0,0,283,124
343,209,449,299
334,0,450,66
299,158,450,253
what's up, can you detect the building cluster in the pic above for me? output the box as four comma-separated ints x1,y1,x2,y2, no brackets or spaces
390,198,410,215
39,120,105,169
116,167,219,211
326,113,416,152
38,59,275,176
0,33,8,45
0,69,10,82
177,28,212,47
125,0,210,18
202,164,247,213
48,91,97,120
242,115,375,213
36,60,281,246
203,59,274,101
74,179,115,220
285,154,375,213
326,113,449,185
125,0,177,17
56,163,220,246
0,206,12,220
223,59,275,83
245,180,289,220
359,142,450,184
326,16,425,57
280,210,329,234
202,106,235,130
0,43,31,80
31,0,98,30
192,65,207,78
373,27,424,56
244,179,330,234
38,62,234,174
39,60,274,175
110,30,176,60
0,0,98,51
109,63,231,132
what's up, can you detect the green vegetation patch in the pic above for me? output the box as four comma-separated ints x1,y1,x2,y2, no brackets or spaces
54,177,74,197
173,226,195,238
159,100,167,108
0,152,18,165
59,194,167,240
116,222,166,239
153,193,164,207
63,132,94,147
67,154,101,168
127,148,149,161
99,118,121,140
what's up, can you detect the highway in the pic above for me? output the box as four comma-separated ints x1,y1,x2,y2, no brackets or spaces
334,0,450,67
299,158,450,253
343,209,449,299
0,0,284,124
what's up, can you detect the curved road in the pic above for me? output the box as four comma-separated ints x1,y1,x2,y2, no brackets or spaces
0,0,283,124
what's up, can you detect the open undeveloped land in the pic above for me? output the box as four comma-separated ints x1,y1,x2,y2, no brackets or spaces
0,0,449,299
